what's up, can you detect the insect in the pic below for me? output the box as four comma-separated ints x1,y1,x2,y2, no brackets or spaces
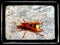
16,19,44,38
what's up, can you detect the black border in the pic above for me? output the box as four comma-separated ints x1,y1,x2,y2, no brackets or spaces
1,1,59,44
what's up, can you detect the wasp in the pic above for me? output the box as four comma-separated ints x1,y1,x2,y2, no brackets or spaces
16,19,44,38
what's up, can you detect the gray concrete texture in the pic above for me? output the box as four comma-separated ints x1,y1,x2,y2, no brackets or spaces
5,5,55,40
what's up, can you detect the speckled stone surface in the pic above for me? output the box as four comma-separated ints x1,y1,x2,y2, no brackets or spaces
5,5,55,40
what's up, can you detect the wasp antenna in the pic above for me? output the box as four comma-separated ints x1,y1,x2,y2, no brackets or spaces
23,19,27,22
23,19,25,22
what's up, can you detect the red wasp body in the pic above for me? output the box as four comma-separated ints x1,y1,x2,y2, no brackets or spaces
17,21,43,32
16,20,44,38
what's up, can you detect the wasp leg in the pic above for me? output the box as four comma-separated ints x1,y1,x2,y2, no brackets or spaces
22,30,28,38
39,33,44,36
35,32,44,36
16,28,22,32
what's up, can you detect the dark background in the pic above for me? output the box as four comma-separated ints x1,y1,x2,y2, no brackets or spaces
0,1,59,44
